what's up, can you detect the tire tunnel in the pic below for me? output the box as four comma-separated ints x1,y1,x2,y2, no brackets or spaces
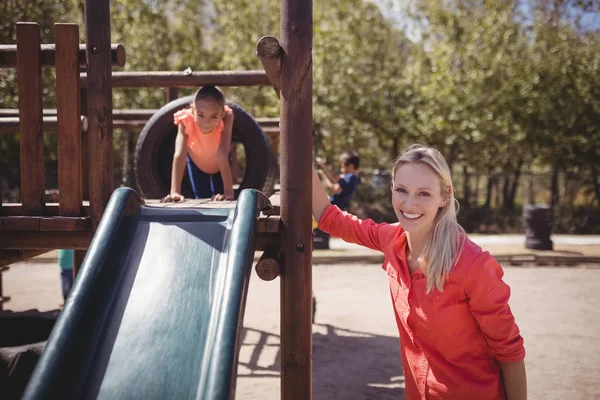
134,95,279,199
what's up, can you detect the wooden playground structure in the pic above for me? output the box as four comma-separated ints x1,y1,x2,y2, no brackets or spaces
0,0,312,398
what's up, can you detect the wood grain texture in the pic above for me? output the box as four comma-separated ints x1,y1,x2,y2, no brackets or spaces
0,43,125,67
17,22,45,216
0,116,87,134
278,0,314,398
257,36,282,96
0,230,94,249
55,23,83,217
85,0,114,227
81,70,270,88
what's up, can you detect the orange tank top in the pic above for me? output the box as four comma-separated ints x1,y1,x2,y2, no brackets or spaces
173,105,231,174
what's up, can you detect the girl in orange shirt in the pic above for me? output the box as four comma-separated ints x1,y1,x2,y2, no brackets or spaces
312,144,527,399
163,86,234,202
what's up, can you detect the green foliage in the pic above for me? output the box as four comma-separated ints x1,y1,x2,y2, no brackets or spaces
1,0,599,218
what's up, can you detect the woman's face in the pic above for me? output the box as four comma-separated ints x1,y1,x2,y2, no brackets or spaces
193,99,224,133
391,162,448,237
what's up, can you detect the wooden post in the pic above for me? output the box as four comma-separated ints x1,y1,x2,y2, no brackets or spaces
80,88,89,202
17,23,45,216
85,0,114,228
257,36,282,97
73,249,86,278
0,162,3,214
166,87,179,103
0,43,126,68
279,0,313,398
55,23,83,217
81,70,270,88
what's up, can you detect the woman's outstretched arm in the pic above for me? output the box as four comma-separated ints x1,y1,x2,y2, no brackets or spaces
312,166,331,221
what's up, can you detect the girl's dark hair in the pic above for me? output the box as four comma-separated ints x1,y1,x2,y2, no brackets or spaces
193,85,226,106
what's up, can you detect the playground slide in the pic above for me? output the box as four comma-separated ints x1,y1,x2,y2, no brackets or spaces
23,187,270,400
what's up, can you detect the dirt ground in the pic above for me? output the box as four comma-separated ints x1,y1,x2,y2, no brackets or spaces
2,261,600,399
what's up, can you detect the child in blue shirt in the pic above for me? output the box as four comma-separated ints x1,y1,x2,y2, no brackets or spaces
316,151,361,211
313,151,361,251
58,249,74,301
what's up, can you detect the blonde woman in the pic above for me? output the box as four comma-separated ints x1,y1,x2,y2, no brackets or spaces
312,144,527,399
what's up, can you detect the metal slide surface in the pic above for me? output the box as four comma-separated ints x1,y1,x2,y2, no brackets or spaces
24,188,269,400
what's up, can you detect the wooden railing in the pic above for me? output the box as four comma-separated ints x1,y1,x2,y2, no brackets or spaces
0,21,125,264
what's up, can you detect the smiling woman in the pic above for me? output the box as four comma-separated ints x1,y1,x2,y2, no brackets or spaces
390,145,463,291
311,144,527,400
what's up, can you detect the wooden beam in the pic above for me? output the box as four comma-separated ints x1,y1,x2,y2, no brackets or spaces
256,117,280,128
0,43,126,68
40,216,90,231
255,250,281,281
279,0,314,397
1,216,41,231
0,216,90,231
0,203,91,216
0,116,87,134
166,87,179,103
1,110,278,129
55,23,83,217
17,22,45,216
0,230,94,250
256,36,282,96
0,250,50,268
80,70,271,88
80,89,90,201
86,0,114,228
254,233,281,252
74,249,87,278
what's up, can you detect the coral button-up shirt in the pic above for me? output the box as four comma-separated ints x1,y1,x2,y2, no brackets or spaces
318,205,525,400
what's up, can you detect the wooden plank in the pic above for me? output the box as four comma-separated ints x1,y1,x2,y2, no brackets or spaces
73,249,86,278
0,216,87,231
256,117,280,128
258,214,281,233
0,116,87,134
1,216,41,231
0,230,94,250
0,203,91,216
86,0,114,228
0,250,49,268
55,23,83,217
0,109,279,128
166,87,179,103
40,216,90,231
80,70,271,88
80,88,90,201
0,43,126,67
254,233,280,252
17,22,45,216
256,36,282,96
0,161,3,216
279,0,313,397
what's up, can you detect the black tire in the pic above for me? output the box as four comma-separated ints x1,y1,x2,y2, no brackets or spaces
134,96,278,199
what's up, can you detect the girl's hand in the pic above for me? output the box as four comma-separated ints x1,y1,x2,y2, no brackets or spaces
211,191,234,201
161,192,185,202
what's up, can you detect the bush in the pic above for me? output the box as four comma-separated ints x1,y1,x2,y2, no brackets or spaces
348,176,600,234
553,205,600,234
